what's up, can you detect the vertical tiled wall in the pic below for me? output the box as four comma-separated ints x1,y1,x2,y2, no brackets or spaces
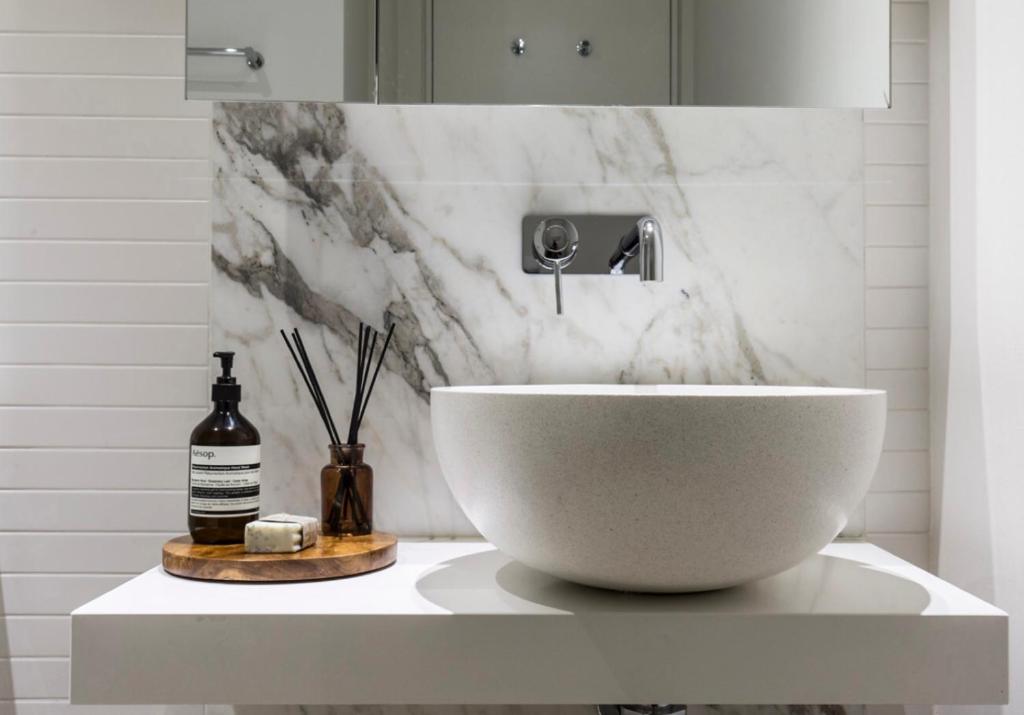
863,0,932,569
0,0,209,712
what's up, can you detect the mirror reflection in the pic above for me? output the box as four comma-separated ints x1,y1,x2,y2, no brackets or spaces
187,0,891,108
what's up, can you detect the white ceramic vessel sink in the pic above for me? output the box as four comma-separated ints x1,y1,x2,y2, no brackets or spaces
432,385,886,593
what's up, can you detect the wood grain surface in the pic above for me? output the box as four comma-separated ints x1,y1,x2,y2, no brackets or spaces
162,532,398,582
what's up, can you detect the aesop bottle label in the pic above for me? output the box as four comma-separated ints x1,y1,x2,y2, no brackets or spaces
189,445,261,517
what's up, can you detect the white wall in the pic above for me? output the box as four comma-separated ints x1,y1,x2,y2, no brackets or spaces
862,0,932,569
0,0,209,712
936,0,1024,711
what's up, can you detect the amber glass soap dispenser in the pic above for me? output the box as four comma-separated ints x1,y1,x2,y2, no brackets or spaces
188,351,261,544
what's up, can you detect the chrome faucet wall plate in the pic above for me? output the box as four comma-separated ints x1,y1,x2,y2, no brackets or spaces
521,214,659,277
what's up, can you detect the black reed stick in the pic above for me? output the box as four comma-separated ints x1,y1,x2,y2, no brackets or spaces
281,321,396,448
293,329,340,445
358,330,377,421
357,323,395,430
299,339,340,445
346,325,371,444
347,329,364,444
343,322,395,445
280,329,339,445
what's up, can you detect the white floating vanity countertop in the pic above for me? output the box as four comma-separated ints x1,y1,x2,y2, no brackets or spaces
71,541,1007,707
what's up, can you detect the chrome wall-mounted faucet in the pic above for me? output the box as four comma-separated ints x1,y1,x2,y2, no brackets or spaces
523,214,665,315
608,217,664,282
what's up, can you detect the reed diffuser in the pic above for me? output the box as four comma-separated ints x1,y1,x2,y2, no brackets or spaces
280,323,395,536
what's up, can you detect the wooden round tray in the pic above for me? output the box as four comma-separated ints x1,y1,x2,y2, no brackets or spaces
162,532,398,583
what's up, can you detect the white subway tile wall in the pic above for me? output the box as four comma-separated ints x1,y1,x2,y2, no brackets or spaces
863,0,932,571
0,1,931,713
865,289,928,329
0,2,209,714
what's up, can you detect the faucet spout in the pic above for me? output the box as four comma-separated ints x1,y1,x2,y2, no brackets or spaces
608,217,664,282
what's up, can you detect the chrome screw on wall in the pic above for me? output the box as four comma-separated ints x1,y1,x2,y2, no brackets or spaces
577,39,593,57
533,217,580,316
511,37,527,56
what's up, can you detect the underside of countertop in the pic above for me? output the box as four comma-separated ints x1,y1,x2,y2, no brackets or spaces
71,541,1007,706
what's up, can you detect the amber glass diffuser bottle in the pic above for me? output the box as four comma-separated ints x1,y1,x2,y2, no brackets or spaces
321,443,373,536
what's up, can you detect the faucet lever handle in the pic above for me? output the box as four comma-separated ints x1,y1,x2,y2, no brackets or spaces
553,261,565,315
533,218,580,316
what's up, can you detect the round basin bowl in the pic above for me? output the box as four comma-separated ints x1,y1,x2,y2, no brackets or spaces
431,385,886,593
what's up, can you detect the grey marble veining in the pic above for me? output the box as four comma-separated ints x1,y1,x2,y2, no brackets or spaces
211,102,864,537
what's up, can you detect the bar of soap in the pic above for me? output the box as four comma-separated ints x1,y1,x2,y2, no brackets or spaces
244,514,320,554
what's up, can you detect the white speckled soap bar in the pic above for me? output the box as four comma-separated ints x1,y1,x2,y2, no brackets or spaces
244,514,319,553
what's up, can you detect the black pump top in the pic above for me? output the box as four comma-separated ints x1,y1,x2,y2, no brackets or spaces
211,351,241,402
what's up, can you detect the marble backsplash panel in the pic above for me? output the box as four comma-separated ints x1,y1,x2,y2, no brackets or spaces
211,103,864,537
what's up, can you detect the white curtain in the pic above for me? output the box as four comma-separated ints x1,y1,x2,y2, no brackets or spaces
937,0,1024,712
